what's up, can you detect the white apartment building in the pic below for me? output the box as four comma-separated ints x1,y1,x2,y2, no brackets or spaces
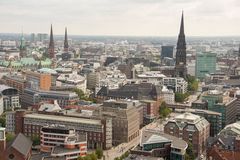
161,86,175,104
162,77,188,93
57,72,87,93
97,68,127,90
137,71,166,84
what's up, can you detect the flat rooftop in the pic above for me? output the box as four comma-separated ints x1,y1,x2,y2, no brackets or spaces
125,155,164,160
52,146,81,155
24,88,78,97
24,113,102,125
43,157,65,160
175,108,222,116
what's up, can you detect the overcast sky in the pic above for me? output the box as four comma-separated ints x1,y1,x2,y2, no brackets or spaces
1,0,240,36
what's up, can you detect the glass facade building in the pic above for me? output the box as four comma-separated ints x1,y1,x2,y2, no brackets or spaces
195,52,217,80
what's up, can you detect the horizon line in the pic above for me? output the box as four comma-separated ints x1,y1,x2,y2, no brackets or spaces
1,32,240,38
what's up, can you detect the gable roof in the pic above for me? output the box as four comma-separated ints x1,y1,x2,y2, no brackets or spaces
10,133,32,156
141,129,187,150
143,134,171,145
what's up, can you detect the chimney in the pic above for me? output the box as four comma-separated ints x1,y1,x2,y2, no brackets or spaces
15,110,26,134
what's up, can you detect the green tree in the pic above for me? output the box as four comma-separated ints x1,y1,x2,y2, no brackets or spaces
72,88,96,102
115,151,130,160
175,93,190,102
159,102,171,119
0,116,6,127
186,75,198,92
188,80,198,92
6,133,15,142
95,147,103,159
185,143,195,160
186,75,195,83
84,155,92,160
31,135,40,146
72,88,85,99
175,93,185,102
78,154,98,160
123,151,129,158
89,153,97,160
77,156,84,160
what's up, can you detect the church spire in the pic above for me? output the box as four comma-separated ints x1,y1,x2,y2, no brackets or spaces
175,11,187,78
48,24,55,58
179,11,184,35
64,27,69,52
19,31,26,57
176,11,186,65
20,32,25,49
238,44,240,58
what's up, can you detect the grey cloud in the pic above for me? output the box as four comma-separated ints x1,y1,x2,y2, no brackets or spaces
0,0,240,36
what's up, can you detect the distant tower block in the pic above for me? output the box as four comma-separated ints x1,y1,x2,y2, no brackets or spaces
175,12,187,78
64,27,69,52
48,24,55,59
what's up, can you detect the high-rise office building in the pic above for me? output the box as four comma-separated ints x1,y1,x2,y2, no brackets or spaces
30,33,35,42
36,33,48,42
195,52,217,80
202,90,237,128
161,46,174,59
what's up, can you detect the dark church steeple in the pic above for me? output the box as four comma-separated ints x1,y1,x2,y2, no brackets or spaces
175,11,187,78
64,27,69,52
238,44,240,58
48,24,55,59
176,11,186,65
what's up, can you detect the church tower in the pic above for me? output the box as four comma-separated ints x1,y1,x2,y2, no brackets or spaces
48,24,55,59
238,44,240,58
19,32,26,57
175,12,187,78
64,27,69,52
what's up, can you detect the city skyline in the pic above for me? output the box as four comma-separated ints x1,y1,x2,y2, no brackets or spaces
1,0,240,36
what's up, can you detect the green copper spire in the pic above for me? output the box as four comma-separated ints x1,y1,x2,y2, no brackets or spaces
19,32,25,50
